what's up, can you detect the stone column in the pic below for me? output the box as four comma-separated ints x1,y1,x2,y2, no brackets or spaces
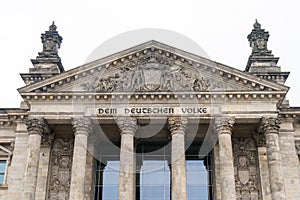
254,131,271,200
35,133,54,199
214,117,236,200
261,117,286,200
69,118,92,200
168,117,187,200
22,118,50,200
117,117,137,200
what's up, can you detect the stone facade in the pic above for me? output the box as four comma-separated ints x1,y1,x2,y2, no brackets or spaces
0,21,300,200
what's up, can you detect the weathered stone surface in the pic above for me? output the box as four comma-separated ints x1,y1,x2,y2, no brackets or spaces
117,117,137,200
168,117,187,200
279,120,300,200
7,122,28,200
257,147,272,200
48,138,74,200
215,117,236,200
21,118,49,200
233,137,260,199
69,118,91,200
261,117,286,200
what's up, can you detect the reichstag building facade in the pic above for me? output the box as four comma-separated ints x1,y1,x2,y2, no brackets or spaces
0,21,299,200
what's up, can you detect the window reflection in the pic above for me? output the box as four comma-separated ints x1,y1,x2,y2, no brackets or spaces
186,155,213,200
94,153,213,200
94,160,120,200
139,160,170,200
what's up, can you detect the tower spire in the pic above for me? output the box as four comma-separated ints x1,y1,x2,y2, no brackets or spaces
20,22,64,85
245,20,289,86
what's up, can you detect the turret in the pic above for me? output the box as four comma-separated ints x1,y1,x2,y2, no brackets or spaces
245,20,289,85
20,22,64,85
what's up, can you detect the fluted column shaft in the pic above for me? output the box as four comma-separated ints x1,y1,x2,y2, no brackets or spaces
117,117,137,200
261,117,286,200
215,117,236,200
168,117,187,200
70,118,91,200
22,118,49,200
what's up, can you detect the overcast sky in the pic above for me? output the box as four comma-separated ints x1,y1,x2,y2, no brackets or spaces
0,0,299,108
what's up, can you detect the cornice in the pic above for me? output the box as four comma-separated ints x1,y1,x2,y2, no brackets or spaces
19,90,286,102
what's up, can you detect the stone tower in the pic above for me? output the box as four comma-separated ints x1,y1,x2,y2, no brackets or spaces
20,22,64,85
245,20,289,85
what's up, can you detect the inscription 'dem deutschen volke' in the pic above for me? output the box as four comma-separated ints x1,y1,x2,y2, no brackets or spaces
98,106,210,115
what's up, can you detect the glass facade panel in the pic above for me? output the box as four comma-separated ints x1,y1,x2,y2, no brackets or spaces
94,160,120,200
94,148,213,200
139,160,170,200
0,160,6,184
186,155,212,200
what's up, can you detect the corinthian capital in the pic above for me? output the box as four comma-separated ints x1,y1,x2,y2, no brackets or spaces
71,118,92,136
214,117,235,135
168,117,188,135
25,118,50,135
260,117,281,134
117,117,137,135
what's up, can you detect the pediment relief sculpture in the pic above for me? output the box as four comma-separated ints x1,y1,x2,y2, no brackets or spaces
81,56,227,93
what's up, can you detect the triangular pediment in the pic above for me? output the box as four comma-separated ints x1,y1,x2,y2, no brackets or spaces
18,40,289,96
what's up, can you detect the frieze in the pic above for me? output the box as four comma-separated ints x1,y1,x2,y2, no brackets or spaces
233,137,260,200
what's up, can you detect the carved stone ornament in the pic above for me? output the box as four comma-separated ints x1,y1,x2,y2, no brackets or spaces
233,138,260,200
260,117,281,134
168,117,188,134
81,56,226,93
25,118,50,135
38,21,63,58
41,132,55,147
48,138,74,200
253,131,266,147
71,118,92,136
247,19,272,56
295,140,300,157
214,117,235,134
117,117,137,135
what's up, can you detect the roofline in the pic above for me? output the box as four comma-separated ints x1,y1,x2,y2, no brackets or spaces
18,40,289,93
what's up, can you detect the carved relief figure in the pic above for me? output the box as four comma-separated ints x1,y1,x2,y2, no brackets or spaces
129,66,145,91
81,55,231,92
256,38,266,50
48,138,74,200
193,77,210,91
233,137,260,200
160,67,174,90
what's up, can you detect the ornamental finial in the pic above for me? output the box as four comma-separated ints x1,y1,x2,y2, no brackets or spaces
247,19,271,56
253,19,261,29
49,21,57,31
37,21,63,59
